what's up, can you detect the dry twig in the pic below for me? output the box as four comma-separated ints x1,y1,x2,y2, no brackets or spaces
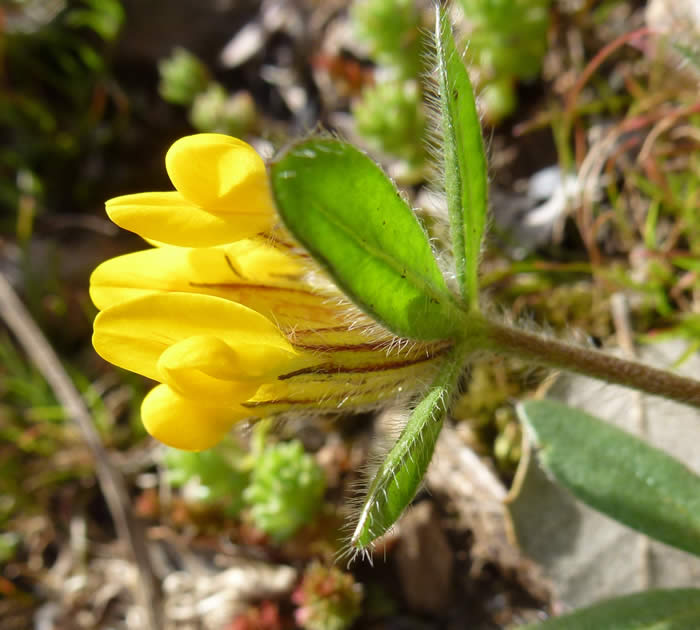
0,271,162,630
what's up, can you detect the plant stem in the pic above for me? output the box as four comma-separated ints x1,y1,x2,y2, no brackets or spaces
0,272,162,628
482,321,700,409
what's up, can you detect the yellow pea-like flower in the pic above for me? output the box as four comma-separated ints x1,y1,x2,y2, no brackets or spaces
91,134,452,450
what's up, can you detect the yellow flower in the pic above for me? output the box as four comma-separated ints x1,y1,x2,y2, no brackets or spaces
91,133,451,450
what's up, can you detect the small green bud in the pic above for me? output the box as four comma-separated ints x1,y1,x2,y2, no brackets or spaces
243,440,325,542
353,79,426,166
158,47,210,106
189,85,258,136
457,0,551,120
493,407,522,471
351,0,425,78
164,442,249,516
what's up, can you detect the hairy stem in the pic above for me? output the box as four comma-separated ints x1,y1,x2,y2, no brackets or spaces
483,322,700,408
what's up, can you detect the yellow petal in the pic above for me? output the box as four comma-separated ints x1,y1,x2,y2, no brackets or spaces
89,242,342,327
222,238,305,279
90,239,303,309
105,191,268,247
89,247,176,310
165,134,275,218
92,292,297,382
157,334,298,400
141,384,252,451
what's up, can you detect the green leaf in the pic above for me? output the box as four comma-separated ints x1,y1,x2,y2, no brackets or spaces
520,588,700,629
350,350,463,549
435,7,488,309
517,399,700,556
271,138,460,341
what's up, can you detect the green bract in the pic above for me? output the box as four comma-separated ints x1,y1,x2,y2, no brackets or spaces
518,399,700,557
271,138,460,341
351,349,463,549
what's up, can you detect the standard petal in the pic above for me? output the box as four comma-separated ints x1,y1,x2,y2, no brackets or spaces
92,292,298,382
141,384,252,451
105,191,271,246
165,134,276,218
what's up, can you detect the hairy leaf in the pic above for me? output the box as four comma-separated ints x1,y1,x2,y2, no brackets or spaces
520,588,700,629
435,7,488,308
517,399,700,557
271,138,459,340
351,351,462,549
